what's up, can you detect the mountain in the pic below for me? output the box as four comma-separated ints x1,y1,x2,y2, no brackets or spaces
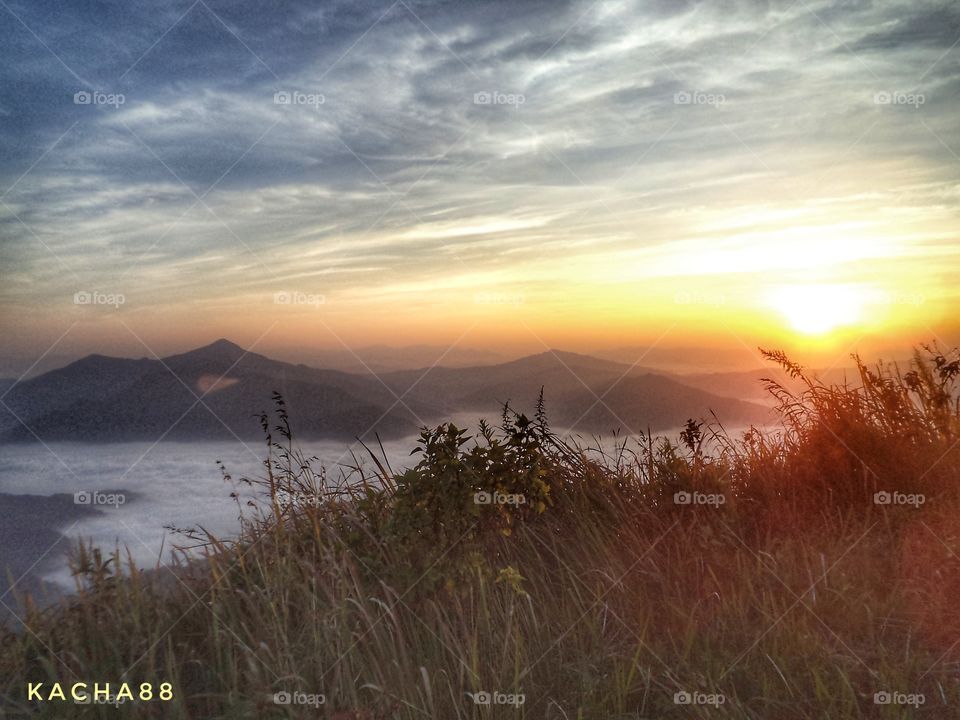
0,341,772,443
379,350,655,412
0,340,426,442
380,349,770,433
274,344,506,374
595,346,763,374
671,366,858,403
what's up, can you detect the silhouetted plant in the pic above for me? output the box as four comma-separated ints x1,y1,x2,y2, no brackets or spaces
5,345,960,719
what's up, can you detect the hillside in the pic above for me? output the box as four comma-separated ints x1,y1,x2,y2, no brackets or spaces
0,341,770,442
3,347,958,718
0,340,421,442
381,349,770,431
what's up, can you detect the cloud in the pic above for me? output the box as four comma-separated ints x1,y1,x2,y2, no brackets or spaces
1,0,959,356
847,5,960,52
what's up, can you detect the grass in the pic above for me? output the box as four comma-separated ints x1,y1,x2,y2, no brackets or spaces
2,346,960,718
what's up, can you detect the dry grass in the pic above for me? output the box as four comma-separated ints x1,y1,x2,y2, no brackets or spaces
2,347,960,719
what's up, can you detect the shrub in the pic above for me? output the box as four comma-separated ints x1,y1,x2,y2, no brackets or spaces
3,346,960,719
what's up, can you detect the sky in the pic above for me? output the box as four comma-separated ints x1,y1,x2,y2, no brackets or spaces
1,0,959,375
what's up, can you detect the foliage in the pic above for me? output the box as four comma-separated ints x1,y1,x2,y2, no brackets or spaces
2,346,960,719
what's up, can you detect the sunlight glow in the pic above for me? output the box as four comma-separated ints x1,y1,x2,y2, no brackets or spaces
768,284,866,336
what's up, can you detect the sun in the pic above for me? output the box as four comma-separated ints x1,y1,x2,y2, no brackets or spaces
768,283,866,335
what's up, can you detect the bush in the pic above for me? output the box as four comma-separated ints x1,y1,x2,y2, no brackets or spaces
3,346,960,719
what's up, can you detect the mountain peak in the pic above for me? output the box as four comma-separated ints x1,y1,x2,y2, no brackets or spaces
506,349,629,371
205,338,245,353
170,339,247,363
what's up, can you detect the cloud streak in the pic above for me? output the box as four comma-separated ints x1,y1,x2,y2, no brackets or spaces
1,0,959,360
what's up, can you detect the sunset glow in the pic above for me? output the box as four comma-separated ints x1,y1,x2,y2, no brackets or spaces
0,0,957,372
4,3,960,716
769,284,867,336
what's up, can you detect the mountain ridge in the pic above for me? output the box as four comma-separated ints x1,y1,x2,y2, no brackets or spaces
0,340,772,442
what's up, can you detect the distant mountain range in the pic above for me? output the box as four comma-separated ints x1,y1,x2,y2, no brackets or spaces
0,339,773,443
274,344,506,374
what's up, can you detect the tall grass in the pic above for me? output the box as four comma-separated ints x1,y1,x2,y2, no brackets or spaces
2,347,960,718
